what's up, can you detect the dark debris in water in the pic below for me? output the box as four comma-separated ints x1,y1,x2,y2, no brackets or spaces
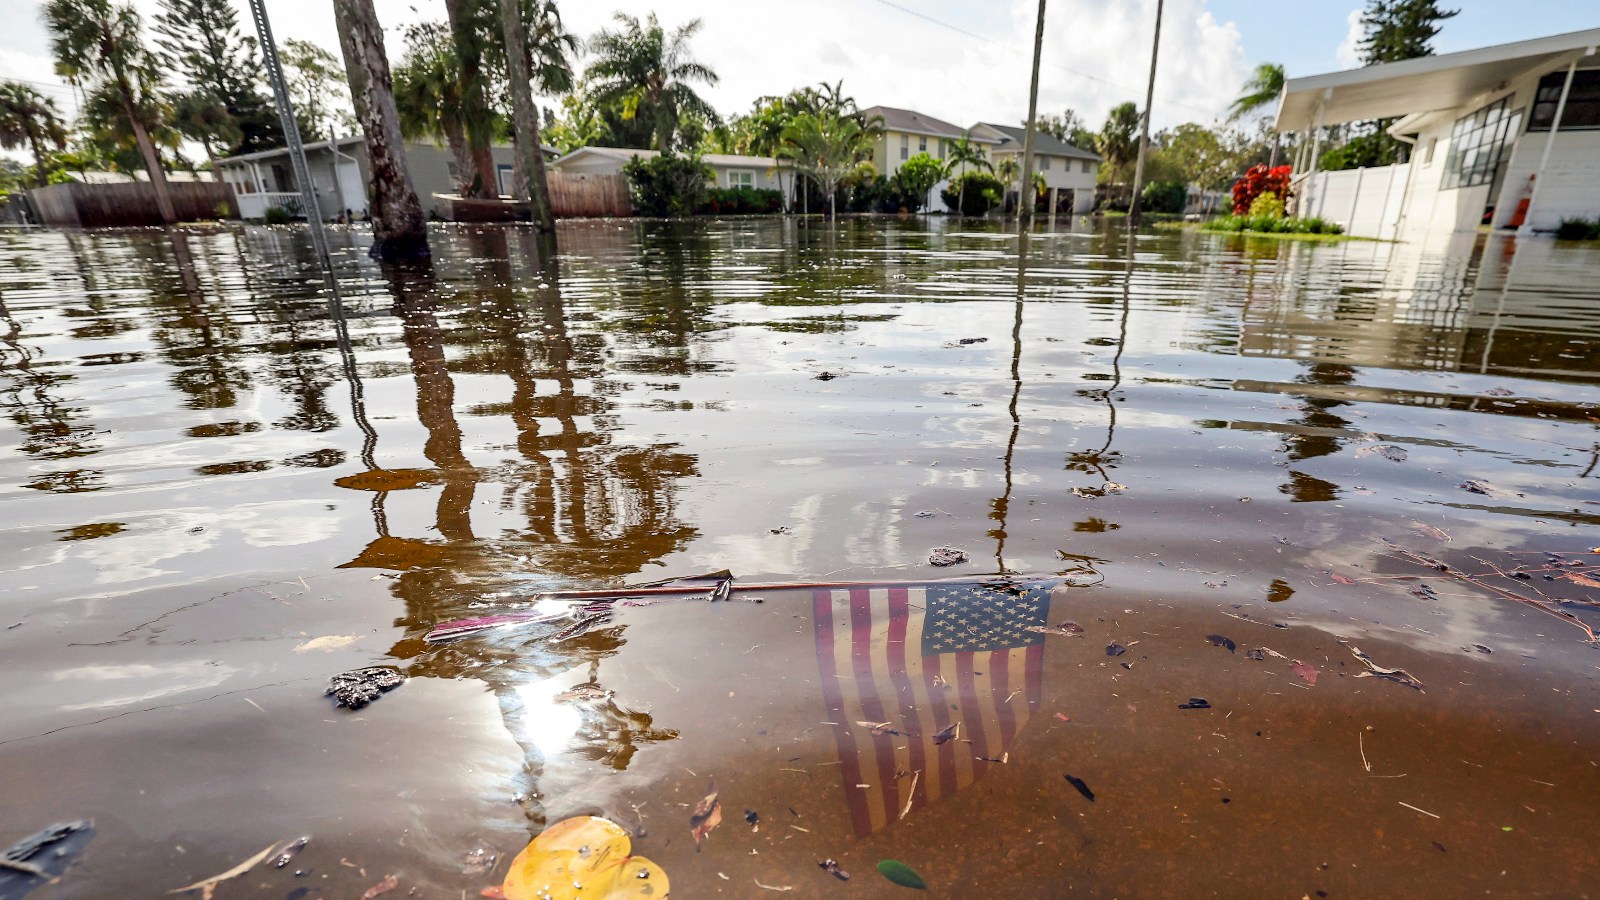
325,667,405,709
1458,480,1491,495
1178,698,1212,710
1205,634,1237,653
1105,643,1126,657
1063,774,1095,802
818,858,850,881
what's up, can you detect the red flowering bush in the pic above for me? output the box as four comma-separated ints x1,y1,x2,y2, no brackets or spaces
1231,164,1292,215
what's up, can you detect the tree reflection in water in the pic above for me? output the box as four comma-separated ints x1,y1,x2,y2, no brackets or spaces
319,231,700,828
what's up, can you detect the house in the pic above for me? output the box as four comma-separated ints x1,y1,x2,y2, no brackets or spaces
862,106,1002,211
967,122,1100,213
217,137,555,221
550,146,787,192
1277,28,1600,240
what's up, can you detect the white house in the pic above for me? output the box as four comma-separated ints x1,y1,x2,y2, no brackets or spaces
862,106,1000,211
218,137,552,221
1278,28,1600,240
549,146,788,193
967,122,1100,213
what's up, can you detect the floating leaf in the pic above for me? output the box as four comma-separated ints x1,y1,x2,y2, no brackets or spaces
293,635,359,654
1291,661,1318,685
690,782,722,850
1105,643,1126,657
361,874,399,899
1063,774,1095,802
931,722,959,745
1205,634,1237,653
1330,573,1357,585
1350,646,1424,692
502,816,669,900
876,859,928,889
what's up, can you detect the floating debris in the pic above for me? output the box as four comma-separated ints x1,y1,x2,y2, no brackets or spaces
1356,444,1408,462
1105,643,1127,657
931,722,960,745
1458,480,1491,495
928,547,969,567
325,667,405,710
1063,774,1095,802
3,819,92,882
1205,634,1237,653
1291,661,1319,685
1178,697,1212,710
1350,646,1425,692
876,859,928,889
690,782,722,851
818,858,850,881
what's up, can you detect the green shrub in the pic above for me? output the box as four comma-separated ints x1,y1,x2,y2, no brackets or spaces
623,151,713,217
1248,190,1285,218
940,171,1005,216
699,187,783,215
1202,214,1343,236
263,205,293,225
1141,180,1187,215
1555,217,1600,240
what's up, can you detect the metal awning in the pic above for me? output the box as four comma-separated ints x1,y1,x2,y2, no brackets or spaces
1275,28,1600,129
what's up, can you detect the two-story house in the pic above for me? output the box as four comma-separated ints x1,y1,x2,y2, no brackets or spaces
967,123,1101,214
861,106,1000,210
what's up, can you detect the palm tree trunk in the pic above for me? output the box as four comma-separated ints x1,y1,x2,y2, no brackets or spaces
333,0,430,261
498,0,554,232
115,82,177,224
445,120,474,195
27,133,49,188
444,0,499,198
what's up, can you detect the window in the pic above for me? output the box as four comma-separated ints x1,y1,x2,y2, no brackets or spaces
1441,96,1521,190
1040,156,1051,171
1423,137,1437,165
900,134,908,160
918,136,927,153
496,164,515,197
938,140,947,159
1082,160,1093,174
727,170,754,190
1529,68,1600,131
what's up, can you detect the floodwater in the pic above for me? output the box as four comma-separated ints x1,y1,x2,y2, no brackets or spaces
3,217,1600,898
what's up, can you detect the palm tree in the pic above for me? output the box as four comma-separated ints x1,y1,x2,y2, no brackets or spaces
333,0,430,260
585,13,718,151
171,90,241,178
498,0,554,231
0,82,68,187
944,131,992,214
492,0,577,207
1228,63,1285,121
393,23,475,195
441,0,499,196
778,111,874,218
43,0,177,223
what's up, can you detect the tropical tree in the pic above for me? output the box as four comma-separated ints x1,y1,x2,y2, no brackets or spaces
393,23,474,194
152,0,280,153
281,38,355,139
1227,63,1285,121
585,13,719,151
944,132,992,213
1034,109,1095,149
440,0,499,196
0,82,69,187
1358,0,1458,64
778,111,875,218
170,90,240,176
893,151,944,212
489,0,577,204
43,0,176,223
332,0,429,260
1096,102,1141,192
498,0,554,230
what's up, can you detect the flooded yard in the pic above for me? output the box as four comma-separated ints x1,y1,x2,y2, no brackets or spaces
3,217,1600,897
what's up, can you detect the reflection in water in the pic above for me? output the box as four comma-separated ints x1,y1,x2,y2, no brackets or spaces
813,579,1054,838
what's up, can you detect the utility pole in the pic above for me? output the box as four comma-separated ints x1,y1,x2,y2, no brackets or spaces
1126,0,1164,227
246,0,335,276
1018,0,1047,237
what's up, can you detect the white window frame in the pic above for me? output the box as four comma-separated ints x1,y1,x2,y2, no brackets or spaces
726,170,755,190
899,134,908,160
918,136,927,154
1040,155,1050,171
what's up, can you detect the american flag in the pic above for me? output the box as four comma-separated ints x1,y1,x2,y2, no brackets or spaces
812,580,1053,838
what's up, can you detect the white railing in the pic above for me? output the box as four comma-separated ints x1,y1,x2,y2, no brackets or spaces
234,190,344,222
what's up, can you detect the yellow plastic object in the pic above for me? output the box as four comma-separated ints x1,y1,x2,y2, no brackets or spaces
502,816,669,899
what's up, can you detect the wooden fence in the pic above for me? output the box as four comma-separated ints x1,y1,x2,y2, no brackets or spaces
27,181,235,227
547,172,631,218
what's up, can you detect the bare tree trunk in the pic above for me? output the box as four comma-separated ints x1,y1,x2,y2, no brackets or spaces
445,120,474,195
499,0,554,231
121,94,177,224
27,134,49,188
444,0,500,198
333,0,430,261
1127,0,1164,227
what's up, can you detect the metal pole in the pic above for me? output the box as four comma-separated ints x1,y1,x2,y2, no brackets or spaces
1518,56,1581,237
247,0,335,276
1017,0,1047,237
1126,0,1164,227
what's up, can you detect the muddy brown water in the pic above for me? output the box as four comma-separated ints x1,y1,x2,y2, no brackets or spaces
3,218,1600,898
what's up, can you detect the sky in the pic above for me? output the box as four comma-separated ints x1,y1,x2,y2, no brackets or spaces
1,0,1596,151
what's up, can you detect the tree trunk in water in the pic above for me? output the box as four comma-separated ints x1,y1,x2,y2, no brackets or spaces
445,120,474,196
125,101,177,224
444,0,500,198
333,0,430,261
28,133,48,188
498,0,554,232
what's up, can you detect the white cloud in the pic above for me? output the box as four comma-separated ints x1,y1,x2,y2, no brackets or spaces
1335,6,1365,68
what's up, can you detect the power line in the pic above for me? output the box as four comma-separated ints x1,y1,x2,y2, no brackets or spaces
0,74,76,95
865,0,1222,119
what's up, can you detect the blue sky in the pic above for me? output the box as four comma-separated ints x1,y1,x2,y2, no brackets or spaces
0,0,1595,146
